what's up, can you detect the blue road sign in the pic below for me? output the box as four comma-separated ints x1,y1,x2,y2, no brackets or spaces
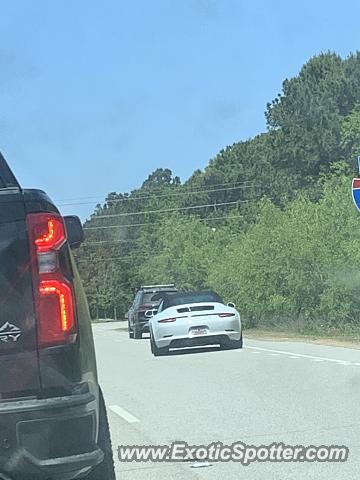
352,178,360,211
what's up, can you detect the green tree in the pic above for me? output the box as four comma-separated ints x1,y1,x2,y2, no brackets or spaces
341,107,360,163
142,168,181,188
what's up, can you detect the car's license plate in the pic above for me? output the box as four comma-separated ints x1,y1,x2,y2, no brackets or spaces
191,328,207,336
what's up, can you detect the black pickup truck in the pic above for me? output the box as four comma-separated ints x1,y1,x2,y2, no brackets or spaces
0,154,115,480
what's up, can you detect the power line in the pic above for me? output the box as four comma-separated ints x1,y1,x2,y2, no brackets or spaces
85,222,152,230
90,200,247,220
82,239,135,245
75,253,153,262
75,256,136,263
58,183,253,207
80,231,241,247
83,213,245,231
55,180,252,203
83,282,134,290
77,237,241,259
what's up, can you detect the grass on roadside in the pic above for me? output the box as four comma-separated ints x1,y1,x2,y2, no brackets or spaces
245,328,360,349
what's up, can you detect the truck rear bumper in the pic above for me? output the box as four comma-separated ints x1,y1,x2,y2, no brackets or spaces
0,391,103,480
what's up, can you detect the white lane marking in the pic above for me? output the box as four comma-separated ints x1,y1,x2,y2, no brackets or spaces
109,405,140,424
270,353,280,356
289,356,299,359
251,351,261,354
246,346,356,366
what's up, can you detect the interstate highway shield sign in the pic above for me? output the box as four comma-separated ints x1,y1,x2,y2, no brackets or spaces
352,178,360,211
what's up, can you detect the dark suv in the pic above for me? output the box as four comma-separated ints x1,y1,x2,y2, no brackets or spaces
128,284,178,339
0,154,115,480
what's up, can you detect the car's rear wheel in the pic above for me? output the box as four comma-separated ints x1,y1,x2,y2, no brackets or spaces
223,333,243,350
133,323,142,339
151,336,168,357
85,388,116,480
128,321,134,338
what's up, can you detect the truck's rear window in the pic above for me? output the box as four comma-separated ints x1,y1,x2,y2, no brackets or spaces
142,291,178,304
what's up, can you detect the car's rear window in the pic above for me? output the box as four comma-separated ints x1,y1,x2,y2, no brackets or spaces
142,291,178,304
164,291,224,308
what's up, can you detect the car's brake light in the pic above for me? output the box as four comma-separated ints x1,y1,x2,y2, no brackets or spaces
218,313,236,318
27,213,76,348
32,214,66,252
38,280,75,345
158,318,177,323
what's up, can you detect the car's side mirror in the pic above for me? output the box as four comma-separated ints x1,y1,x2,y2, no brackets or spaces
227,302,236,308
64,215,85,249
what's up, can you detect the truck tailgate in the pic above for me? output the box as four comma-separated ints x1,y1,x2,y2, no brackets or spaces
0,190,40,399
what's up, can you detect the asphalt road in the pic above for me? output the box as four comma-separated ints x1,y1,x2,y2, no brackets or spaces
93,322,360,480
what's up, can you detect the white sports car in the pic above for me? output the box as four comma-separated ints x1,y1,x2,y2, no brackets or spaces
148,290,242,356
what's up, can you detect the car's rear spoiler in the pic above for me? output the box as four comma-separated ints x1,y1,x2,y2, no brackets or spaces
141,284,176,289
0,152,21,189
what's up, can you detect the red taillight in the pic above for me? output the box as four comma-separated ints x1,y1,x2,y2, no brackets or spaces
218,313,236,318
27,213,76,348
158,318,177,323
31,214,66,252
38,280,75,346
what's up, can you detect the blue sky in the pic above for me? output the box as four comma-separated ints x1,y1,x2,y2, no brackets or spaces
1,0,360,219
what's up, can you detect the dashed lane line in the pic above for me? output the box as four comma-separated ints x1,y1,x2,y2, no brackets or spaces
246,346,357,366
109,405,140,424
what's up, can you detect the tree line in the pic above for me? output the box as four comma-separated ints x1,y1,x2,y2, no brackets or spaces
76,51,360,334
